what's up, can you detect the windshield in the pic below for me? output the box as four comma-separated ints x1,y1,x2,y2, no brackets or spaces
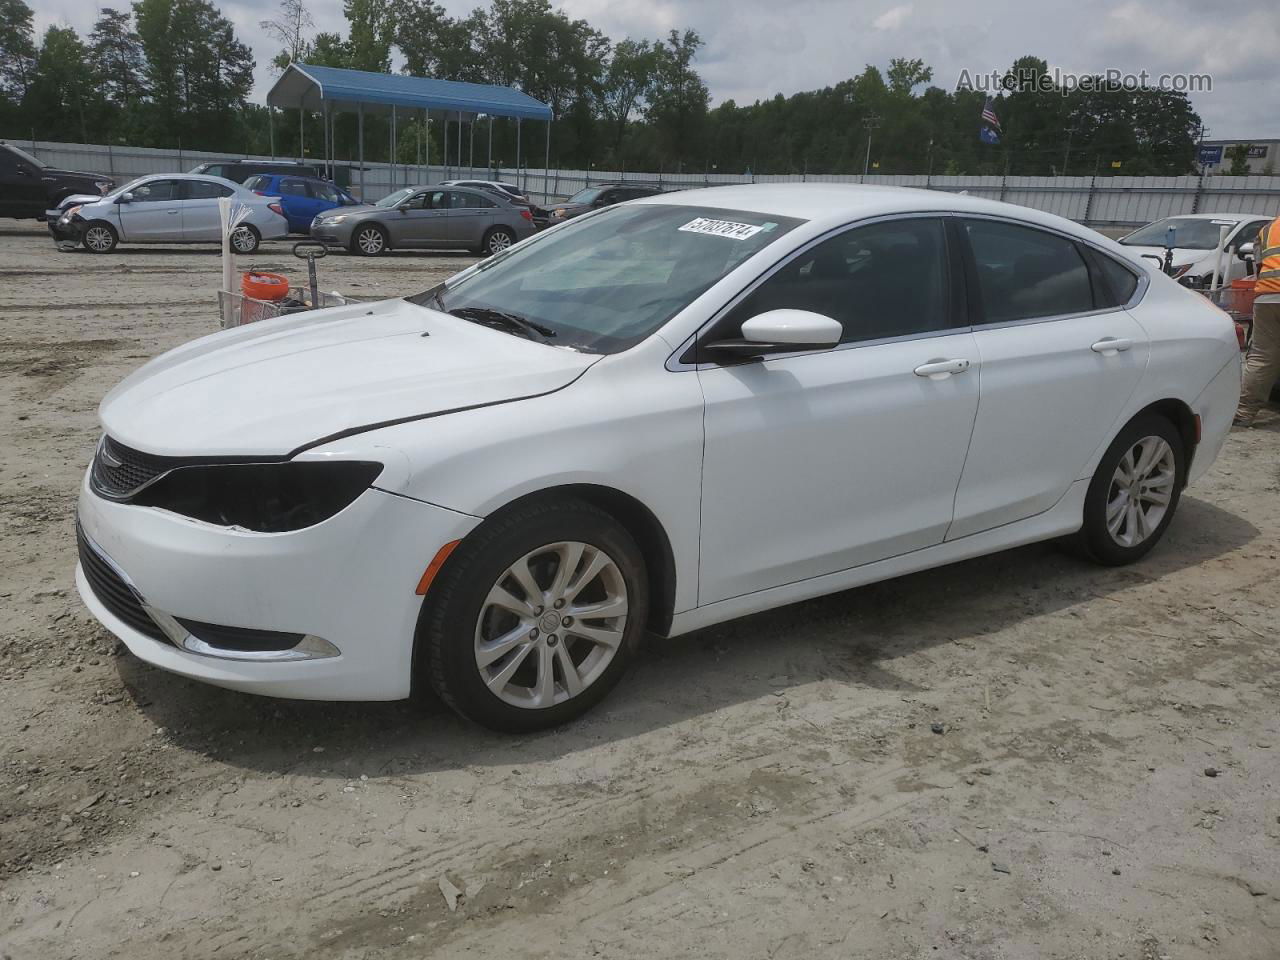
375,188,415,208
105,176,150,199
1120,217,1238,250
566,186,604,205
408,204,804,353
5,143,46,168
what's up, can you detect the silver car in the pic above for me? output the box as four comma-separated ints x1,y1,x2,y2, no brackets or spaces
311,185,536,257
53,174,289,254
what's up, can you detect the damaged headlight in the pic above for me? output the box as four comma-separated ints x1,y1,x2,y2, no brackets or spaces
132,461,383,532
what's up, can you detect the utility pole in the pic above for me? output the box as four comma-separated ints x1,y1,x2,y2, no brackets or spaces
862,115,881,180
1062,125,1075,177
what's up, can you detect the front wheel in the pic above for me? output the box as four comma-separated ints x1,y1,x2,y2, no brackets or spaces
1075,414,1185,565
352,224,388,256
420,498,648,732
230,224,260,254
82,221,118,253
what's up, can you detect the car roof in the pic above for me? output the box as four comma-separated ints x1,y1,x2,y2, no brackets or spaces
1148,212,1252,221
631,182,1120,239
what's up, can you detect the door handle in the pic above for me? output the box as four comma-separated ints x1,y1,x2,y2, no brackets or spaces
1091,337,1133,355
914,358,971,380
168,209,180,215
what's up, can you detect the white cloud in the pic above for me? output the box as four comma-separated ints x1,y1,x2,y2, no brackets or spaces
873,4,913,31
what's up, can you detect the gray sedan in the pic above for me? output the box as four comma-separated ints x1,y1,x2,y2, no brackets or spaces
311,185,536,256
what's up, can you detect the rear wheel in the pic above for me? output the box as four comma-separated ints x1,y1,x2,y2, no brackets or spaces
82,221,118,253
1075,414,1185,565
420,498,648,732
480,226,516,256
352,223,388,256
230,224,260,254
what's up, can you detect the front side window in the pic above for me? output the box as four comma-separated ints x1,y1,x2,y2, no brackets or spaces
964,219,1095,323
131,179,183,202
719,217,950,345
4,144,45,169
567,186,603,205
280,179,309,196
411,204,803,353
310,181,340,204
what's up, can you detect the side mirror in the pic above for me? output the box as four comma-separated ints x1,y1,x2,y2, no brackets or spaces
117,192,134,204
702,309,843,360
396,202,411,212
591,197,607,207
1237,242,1256,262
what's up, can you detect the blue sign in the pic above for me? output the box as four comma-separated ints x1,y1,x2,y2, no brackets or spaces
1198,145,1224,165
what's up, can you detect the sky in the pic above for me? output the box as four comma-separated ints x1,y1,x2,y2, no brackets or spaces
28,0,1278,140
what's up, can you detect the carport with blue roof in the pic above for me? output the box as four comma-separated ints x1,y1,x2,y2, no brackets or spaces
266,63,554,200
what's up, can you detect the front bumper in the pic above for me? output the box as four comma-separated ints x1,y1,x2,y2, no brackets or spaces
48,214,83,243
75,471,481,700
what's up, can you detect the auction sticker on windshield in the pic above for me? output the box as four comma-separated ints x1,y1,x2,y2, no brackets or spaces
679,217,765,240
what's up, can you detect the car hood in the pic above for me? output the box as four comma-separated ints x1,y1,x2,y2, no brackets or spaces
551,203,590,218
45,167,112,186
99,298,600,457
54,193,103,213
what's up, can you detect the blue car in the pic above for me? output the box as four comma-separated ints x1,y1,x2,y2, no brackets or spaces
243,173,357,234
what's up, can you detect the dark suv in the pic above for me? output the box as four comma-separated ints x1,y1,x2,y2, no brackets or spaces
0,142,113,220
546,182,662,223
189,160,322,184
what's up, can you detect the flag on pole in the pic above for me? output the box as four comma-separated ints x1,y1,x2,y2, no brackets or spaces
979,97,1001,144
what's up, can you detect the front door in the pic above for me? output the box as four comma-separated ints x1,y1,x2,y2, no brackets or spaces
386,189,449,247
696,216,981,605
0,147,46,216
117,178,185,241
947,217,1150,539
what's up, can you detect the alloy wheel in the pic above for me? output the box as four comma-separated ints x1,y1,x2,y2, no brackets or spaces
83,226,113,252
487,230,513,254
1105,435,1176,548
231,226,256,253
357,227,384,254
474,541,628,709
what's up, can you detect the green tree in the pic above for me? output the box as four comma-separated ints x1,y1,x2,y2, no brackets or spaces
261,0,314,71
344,0,395,72
599,39,658,155
88,8,144,108
24,25,97,141
647,29,708,168
1226,143,1253,176
0,0,36,100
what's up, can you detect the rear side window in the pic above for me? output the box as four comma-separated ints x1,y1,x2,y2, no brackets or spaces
723,217,951,345
1091,252,1140,307
186,180,234,199
964,219,1095,323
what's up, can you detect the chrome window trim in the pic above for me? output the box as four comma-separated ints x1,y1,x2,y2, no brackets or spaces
665,209,1149,373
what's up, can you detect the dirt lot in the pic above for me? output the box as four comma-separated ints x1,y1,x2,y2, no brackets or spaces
1,219,1278,960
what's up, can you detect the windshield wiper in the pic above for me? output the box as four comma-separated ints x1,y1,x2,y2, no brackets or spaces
448,306,557,343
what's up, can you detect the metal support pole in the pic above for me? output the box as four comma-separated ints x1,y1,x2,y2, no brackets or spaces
358,103,365,200
299,108,304,161
269,106,275,159
469,119,474,178
425,112,430,181
457,111,463,175
544,119,550,203
323,102,330,179
443,114,449,180
488,116,493,177
391,105,397,190
516,118,522,192
418,109,424,183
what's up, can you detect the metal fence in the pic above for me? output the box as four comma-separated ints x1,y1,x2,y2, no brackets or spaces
15,138,1280,227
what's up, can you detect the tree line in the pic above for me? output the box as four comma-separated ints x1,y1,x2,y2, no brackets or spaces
0,0,1216,178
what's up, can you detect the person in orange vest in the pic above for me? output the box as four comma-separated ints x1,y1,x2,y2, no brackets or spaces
1236,213,1280,425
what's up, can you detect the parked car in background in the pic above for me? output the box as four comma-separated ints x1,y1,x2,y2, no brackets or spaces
189,159,321,184
442,178,549,226
75,184,1239,731
312,184,535,256
1119,214,1273,287
52,174,288,253
546,182,662,223
243,173,358,234
0,141,113,220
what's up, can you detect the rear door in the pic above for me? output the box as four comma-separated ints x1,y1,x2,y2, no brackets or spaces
180,179,235,241
117,178,186,241
277,177,315,232
446,190,496,246
947,217,1149,539
0,147,47,216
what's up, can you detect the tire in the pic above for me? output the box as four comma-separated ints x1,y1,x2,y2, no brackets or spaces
480,226,516,256
420,497,649,733
230,223,260,255
81,221,118,254
1075,414,1186,565
351,223,388,256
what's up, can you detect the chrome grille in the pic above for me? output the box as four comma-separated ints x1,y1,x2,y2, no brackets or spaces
90,436,177,500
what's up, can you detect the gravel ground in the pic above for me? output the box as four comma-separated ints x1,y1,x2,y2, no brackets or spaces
1,219,1278,959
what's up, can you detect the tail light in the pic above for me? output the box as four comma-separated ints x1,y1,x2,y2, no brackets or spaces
519,208,533,221
254,190,267,196
269,202,284,217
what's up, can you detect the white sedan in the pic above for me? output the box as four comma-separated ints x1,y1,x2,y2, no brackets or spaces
75,185,1240,731
56,174,288,254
